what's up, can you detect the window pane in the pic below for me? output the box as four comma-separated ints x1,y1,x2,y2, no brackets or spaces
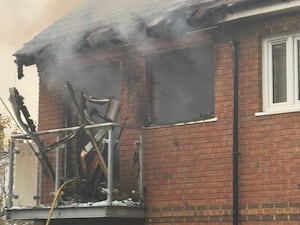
298,40,300,100
272,43,287,103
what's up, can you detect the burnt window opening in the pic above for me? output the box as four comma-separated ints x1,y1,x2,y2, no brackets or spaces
64,62,121,124
62,62,121,201
67,62,120,104
147,46,215,126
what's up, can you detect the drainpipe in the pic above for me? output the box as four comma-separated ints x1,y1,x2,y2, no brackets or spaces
231,39,239,225
137,134,144,204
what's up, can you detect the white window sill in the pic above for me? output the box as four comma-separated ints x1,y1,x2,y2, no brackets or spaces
255,108,300,117
145,117,218,129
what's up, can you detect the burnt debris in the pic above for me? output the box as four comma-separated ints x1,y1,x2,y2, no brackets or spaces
9,87,55,181
65,81,120,200
9,84,121,202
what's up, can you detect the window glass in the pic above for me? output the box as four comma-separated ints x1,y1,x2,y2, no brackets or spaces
272,43,287,103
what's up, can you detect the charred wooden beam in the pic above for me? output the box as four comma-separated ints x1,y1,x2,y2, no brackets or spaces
9,87,55,182
65,81,120,183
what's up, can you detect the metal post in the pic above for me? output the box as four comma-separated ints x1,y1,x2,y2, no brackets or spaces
64,141,67,178
38,162,43,206
7,141,15,209
107,127,114,206
55,136,61,192
138,134,144,204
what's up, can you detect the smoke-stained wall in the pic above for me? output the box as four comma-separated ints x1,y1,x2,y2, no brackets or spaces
36,23,216,204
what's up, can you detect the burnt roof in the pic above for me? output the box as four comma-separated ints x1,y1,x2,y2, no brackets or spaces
14,0,273,76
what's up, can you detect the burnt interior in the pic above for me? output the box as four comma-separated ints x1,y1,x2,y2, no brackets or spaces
147,46,215,125
64,62,121,202
9,61,124,204
9,44,216,205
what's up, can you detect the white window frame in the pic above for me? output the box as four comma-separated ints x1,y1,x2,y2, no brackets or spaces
261,32,300,114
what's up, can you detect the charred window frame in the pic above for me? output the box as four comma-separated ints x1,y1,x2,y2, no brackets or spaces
147,46,215,126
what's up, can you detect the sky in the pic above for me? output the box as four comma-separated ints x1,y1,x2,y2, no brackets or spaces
0,0,86,124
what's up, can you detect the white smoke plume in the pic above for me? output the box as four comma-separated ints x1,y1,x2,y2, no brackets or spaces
0,0,86,119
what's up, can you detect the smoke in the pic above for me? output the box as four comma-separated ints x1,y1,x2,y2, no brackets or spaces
28,0,200,62
0,0,85,47
10,0,216,124
0,0,86,120
24,0,199,94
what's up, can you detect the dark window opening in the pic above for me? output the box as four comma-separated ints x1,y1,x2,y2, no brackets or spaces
147,46,215,125
68,62,120,100
63,62,120,188
64,62,120,122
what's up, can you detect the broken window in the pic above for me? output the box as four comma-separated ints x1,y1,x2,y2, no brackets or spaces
147,46,215,125
69,62,120,99
65,62,120,123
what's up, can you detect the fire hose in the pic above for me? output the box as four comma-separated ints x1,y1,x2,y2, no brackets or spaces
45,178,77,225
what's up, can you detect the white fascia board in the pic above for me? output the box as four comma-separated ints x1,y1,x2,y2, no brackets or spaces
221,0,300,23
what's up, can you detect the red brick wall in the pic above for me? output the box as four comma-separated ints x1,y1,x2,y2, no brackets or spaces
143,30,233,224
38,76,65,203
234,12,300,223
118,56,149,195
144,12,300,225
36,11,300,224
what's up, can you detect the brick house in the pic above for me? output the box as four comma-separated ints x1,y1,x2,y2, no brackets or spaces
6,0,300,224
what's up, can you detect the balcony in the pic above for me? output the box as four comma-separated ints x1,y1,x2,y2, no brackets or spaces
6,123,145,222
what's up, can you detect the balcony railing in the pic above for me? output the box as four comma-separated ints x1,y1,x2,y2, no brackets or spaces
6,122,145,221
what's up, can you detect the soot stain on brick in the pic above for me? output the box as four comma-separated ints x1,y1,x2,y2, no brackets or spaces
162,173,173,180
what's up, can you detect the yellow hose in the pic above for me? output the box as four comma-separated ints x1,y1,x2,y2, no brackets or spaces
45,179,77,225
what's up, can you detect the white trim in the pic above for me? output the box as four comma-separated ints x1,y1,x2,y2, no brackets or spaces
286,36,293,105
294,37,299,104
255,108,300,117
222,1,300,23
294,36,300,104
262,36,269,112
145,117,218,129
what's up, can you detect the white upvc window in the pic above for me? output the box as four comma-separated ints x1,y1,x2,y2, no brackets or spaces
262,32,300,113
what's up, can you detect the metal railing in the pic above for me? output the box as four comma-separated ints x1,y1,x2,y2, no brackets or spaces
7,122,144,209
